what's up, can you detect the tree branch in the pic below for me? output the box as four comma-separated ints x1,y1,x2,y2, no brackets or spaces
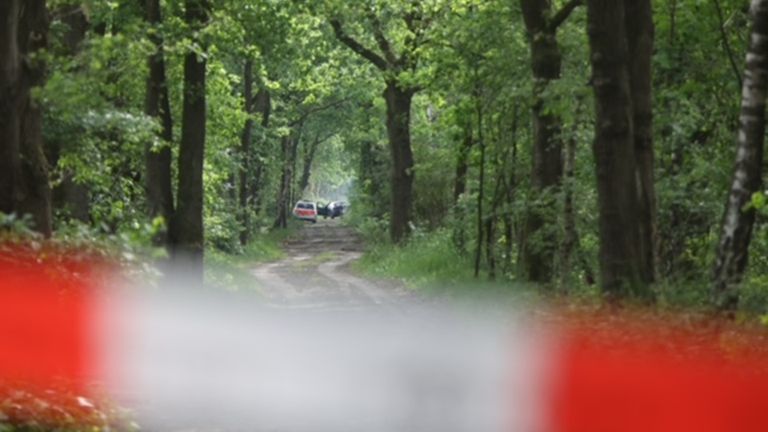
366,11,398,65
330,19,388,71
549,0,583,31
712,0,743,89
290,97,352,126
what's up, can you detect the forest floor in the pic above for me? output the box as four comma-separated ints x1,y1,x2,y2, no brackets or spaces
250,218,419,311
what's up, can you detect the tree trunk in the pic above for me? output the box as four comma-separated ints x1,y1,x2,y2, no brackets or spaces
0,0,52,237
503,104,520,273
144,0,175,235
474,90,485,278
561,130,577,288
453,123,473,203
171,0,209,276
383,80,415,243
712,0,768,310
250,88,270,215
486,169,507,281
274,135,292,229
452,123,472,253
298,133,321,195
586,0,645,300
289,133,300,205
625,0,657,285
238,58,254,246
275,124,303,230
485,217,496,280
520,0,565,284
3,2,26,210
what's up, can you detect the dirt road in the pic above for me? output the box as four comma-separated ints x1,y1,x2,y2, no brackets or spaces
126,220,516,432
251,219,413,311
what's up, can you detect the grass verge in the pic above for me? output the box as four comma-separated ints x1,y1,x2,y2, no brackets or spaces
353,228,537,301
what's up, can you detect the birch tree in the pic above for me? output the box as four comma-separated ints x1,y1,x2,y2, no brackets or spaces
712,0,768,310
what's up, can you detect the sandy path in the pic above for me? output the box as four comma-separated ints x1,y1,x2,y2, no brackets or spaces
251,219,413,311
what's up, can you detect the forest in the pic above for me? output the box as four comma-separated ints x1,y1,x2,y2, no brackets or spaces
3,0,764,309
5,0,768,429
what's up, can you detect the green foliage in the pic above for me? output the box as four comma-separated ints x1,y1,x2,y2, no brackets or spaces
26,0,768,316
355,228,475,288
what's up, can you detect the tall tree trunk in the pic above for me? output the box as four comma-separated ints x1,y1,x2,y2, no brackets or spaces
712,0,768,310
487,170,506,280
503,104,520,273
485,217,496,280
144,0,174,235
561,129,577,288
289,134,299,205
274,135,292,229
238,58,254,246
453,122,473,203
384,80,415,243
452,123,472,252
19,0,52,236
275,124,303,230
519,0,571,284
250,88,270,215
298,133,321,195
586,0,645,300
2,1,26,211
171,0,209,276
0,0,52,237
625,0,657,285
474,90,486,278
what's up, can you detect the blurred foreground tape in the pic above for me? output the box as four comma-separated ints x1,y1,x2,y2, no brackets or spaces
0,247,94,389
550,322,768,432
2,247,768,431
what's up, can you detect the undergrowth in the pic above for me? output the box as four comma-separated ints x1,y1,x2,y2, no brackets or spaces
353,226,539,304
355,227,473,287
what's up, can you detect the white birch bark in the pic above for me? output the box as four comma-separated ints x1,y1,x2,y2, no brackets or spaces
712,0,768,308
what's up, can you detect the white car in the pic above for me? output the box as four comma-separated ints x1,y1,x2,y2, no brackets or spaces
292,200,317,223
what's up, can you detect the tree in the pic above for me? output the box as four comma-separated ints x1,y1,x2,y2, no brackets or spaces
249,88,271,215
712,0,768,310
0,0,53,237
625,0,657,285
274,128,301,229
238,58,254,245
586,0,646,300
329,3,432,243
143,0,175,241
170,0,211,275
519,0,582,284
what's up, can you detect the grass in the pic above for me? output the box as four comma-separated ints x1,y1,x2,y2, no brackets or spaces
204,225,297,292
353,227,538,302
355,228,471,285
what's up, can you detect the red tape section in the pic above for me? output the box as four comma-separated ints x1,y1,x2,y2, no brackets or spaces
0,249,95,390
549,327,768,432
